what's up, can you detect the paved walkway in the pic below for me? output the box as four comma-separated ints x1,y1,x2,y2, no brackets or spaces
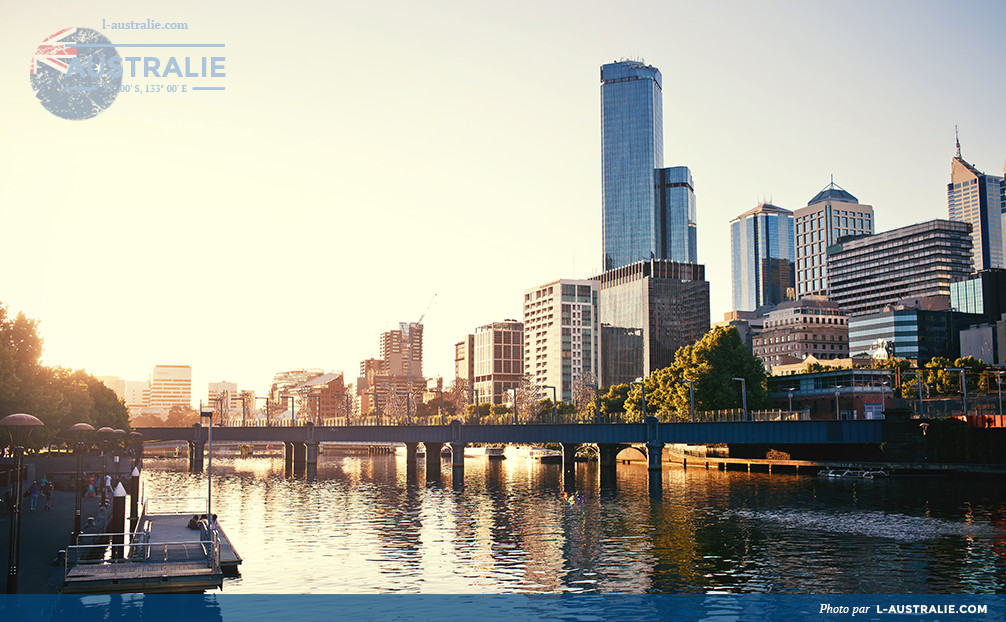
0,489,108,593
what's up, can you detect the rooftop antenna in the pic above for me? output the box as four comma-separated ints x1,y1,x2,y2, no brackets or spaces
955,125,961,158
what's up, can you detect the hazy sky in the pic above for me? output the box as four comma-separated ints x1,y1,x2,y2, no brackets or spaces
2,0,1005,404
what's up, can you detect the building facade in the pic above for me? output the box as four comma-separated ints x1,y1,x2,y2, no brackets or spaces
948,147,1004,271
523,279,599,403
600,60,696,270
596,259,709,386
793,181,874,297
355,323,426,419
828,220,974,317
148,365,192,416
207,381,240,417
752,297,849,373
848,298,983,364
473,320,524,405
730,203,795,312
454,335,475,385
950,269,1006,322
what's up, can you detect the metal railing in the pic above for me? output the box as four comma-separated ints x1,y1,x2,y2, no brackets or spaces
143,495,209,516
65,531,220,579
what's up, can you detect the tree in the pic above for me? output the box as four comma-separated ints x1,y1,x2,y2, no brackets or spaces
164,405,198,427
627,326,769,417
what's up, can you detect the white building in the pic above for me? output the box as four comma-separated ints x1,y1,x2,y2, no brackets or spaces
794,181,874,298
523,279,599,402
148,365,192,416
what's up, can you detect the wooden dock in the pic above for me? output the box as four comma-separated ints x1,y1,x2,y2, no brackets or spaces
62,513,241,593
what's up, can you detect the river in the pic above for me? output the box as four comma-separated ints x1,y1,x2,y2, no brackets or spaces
138,450,1006,594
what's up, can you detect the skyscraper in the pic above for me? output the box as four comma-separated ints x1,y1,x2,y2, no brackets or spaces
601,60,696,270
148,364,192,416
793,180,874,297
730,203,795,312
948,140,1004,271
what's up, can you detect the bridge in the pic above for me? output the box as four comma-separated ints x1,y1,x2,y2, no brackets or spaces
135,417,892,492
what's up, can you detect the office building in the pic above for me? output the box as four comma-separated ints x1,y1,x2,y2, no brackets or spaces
828,220,974,317
356,323,426,417
848,297,982,363
454,335,475,385
207,381,239,417
595,259,709,386
948,141,1004,270
381,323,424,379
794,181,874,297
600,60,696,270
148,365,192,416
752,296,848,373
523,279,599,402
473,320,524,405
730,203,795,312
950,269,1006,321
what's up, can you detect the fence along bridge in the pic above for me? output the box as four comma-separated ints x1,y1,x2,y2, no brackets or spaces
135,417,887,490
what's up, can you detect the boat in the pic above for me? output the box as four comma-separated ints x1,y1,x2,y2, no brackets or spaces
817,468,888,479
485,447,507,460
528,447,563,464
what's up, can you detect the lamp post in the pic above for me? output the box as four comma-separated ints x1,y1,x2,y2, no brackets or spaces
66,423,94,544
96,426,115,507
505,387,518,425
112,429,126,486
834,385,843,420
2,413,44,594
255,396,270,426
995,371,1004,425
630,380,647,421
585,383,600,424
903,371,925,417
543,385,557,423
200,408,213,520
235,394,247,427
733,377,748,421
306,394,321,426
684,380,696,422
281,395,295,426
366,391,379,425
788,388,795,414
429,389,444,425
333,393,352,426
947,368,967,418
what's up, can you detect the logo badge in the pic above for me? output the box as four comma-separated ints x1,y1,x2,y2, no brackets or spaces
30,27,122,120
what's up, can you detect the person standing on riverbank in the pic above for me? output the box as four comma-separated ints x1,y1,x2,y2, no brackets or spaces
24,480,39,511
42,479,54,510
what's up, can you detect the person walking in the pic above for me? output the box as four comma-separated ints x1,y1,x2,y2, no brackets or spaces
43,478,54,510
24,480,39,512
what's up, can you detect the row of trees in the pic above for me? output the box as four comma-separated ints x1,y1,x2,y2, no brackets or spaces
1,303,130,448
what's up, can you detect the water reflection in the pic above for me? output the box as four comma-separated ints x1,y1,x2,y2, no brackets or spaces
139,453,1006,594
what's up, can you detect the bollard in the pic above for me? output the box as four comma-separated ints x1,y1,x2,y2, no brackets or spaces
111,483,127,560
129,467,140,533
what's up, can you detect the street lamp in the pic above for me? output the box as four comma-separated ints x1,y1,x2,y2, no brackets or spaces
333,393,352,426
2,413,44,594
902,371,925,417
255,396,270,426
684,380,696,422
429,389,444,425
306,394,321,426
200,408,213,521
543,385,557,423
834,385,842,420
112,429,126,486
630,379,647,421
66,423,94,545
505,387,518,425
733,377,748,421
946,368,967,418
281,395,295,426
585,383,600,424
788,388,795,414
96,426,115,507
995,371,1004,425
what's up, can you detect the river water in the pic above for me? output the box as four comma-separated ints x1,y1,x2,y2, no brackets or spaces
139,451,1006,594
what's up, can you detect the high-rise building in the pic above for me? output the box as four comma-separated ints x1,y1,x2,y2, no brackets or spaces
948,142,1004,271
730,203,795,312
380,323,424,379
473,320,524,405
355,324,425,418
950,269,1006,322
794,181,874,297
600,60,696,270
752,296,848,373
148,365,192,415
523,279,599,402
848,296,982,364
596,259,709,386
828,220,974,317
454,335,475,384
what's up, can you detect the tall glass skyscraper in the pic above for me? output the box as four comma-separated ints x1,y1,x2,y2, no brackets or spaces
730,203,795,312
601,60,696,270
948,144,1004,271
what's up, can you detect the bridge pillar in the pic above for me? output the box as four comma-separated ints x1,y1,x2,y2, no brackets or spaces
189,441,204,473
292,442,307,475
305,441,319,478
561,443,577,491
405,442,419,484
284,442,294,473
646,442,665,472
424,442,443,482
450,443,465,489
598,444,620,468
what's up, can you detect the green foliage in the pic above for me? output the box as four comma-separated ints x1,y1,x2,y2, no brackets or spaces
625,326,769,415
0,303,130,448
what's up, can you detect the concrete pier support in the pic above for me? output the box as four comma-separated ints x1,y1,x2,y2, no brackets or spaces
645,442,665,471
562,443,578,492
292,442,307,475
450,443,465,489
305,441,319,478
284,442,294,473
188,441,204,473
598,444,620,468
424,442,443,482
405,442,418,484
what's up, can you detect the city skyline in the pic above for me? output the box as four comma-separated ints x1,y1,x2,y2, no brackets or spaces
2,1,1005,401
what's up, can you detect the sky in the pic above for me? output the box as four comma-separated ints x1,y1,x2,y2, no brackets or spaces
2,0,1005,405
